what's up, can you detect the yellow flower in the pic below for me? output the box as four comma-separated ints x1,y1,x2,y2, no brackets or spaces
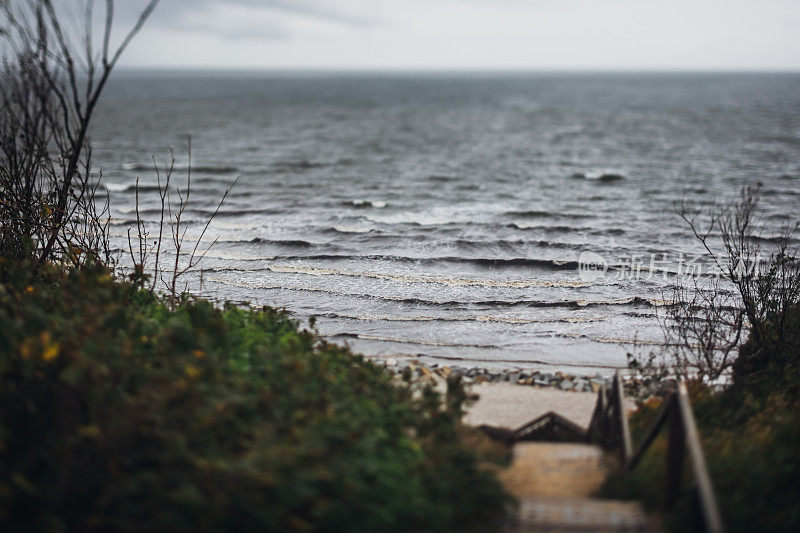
25,285,34,294
185,365,201,379
36,331,60,362
41,343,60,362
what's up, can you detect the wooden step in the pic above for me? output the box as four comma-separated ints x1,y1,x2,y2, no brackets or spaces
507,496,648,532
500,442,608,498
499,442,651,531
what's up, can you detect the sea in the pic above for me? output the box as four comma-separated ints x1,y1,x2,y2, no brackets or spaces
92,71,800,374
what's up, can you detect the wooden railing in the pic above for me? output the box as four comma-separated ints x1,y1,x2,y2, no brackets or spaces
588,371,724,533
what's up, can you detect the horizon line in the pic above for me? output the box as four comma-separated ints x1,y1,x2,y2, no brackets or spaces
114,66,800,75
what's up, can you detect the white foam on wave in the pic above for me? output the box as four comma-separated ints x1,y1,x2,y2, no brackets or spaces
335,313,606,325
341,333,495,349
104,182,131,192
333,226,373,234
200,250,268,261
366,203,506,226
348,199,387,208
561,332,674,346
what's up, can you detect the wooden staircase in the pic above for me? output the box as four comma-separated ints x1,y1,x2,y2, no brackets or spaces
490,371,723,532
500,442,648,532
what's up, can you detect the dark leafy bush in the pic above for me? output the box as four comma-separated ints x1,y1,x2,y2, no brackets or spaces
0,261,508,532
603,381,800,533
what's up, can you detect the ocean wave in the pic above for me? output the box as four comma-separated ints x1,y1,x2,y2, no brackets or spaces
107,218,140,226
331,332,496,349
193,254,585,273
121,163,238,173
248,238,316,248
198,251,269,261
589,227,626,236
441,256,579,270
104,183,162,193
341,199,388,209
504,210,594,220
113,206,283,217
364,213,458,226
322,226,375,234
747,234,800,245
323,312,606,325
506,223,591,232
194,176,236,185
230,253,582,270
451,238,585,251
207,277,664,309
267,264,593,288
215,208,287,217
414,255,582,270
455,238,523,251
559,332,676,347
271,159,329,171
570,172,626,183
104,182,131,192
767,213,794,221
416,354,624,370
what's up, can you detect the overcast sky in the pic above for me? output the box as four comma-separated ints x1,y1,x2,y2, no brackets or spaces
111,0,800,70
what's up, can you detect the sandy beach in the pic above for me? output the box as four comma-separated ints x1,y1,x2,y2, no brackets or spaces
464,382,634,430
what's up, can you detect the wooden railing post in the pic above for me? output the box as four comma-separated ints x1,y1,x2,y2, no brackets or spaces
665,394,685,509
588,383,607,446
613,371,633,463
599,386,608,447
676,383,725,533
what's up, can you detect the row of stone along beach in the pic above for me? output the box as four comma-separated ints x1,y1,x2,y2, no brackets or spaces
378,358,619,393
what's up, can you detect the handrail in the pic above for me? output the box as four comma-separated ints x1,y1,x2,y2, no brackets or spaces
587,372,631,461
513,410,588,442
587,371,724,533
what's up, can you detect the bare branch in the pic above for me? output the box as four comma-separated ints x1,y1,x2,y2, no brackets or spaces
107,0,160,69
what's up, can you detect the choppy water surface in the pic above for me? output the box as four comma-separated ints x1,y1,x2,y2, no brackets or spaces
93,72,800,373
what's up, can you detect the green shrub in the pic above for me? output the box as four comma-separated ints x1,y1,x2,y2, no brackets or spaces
0,262,509,532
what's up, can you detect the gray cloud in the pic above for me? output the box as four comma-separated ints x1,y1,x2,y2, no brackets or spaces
100,0,800,70
116,0,372,31
101,0,379,45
